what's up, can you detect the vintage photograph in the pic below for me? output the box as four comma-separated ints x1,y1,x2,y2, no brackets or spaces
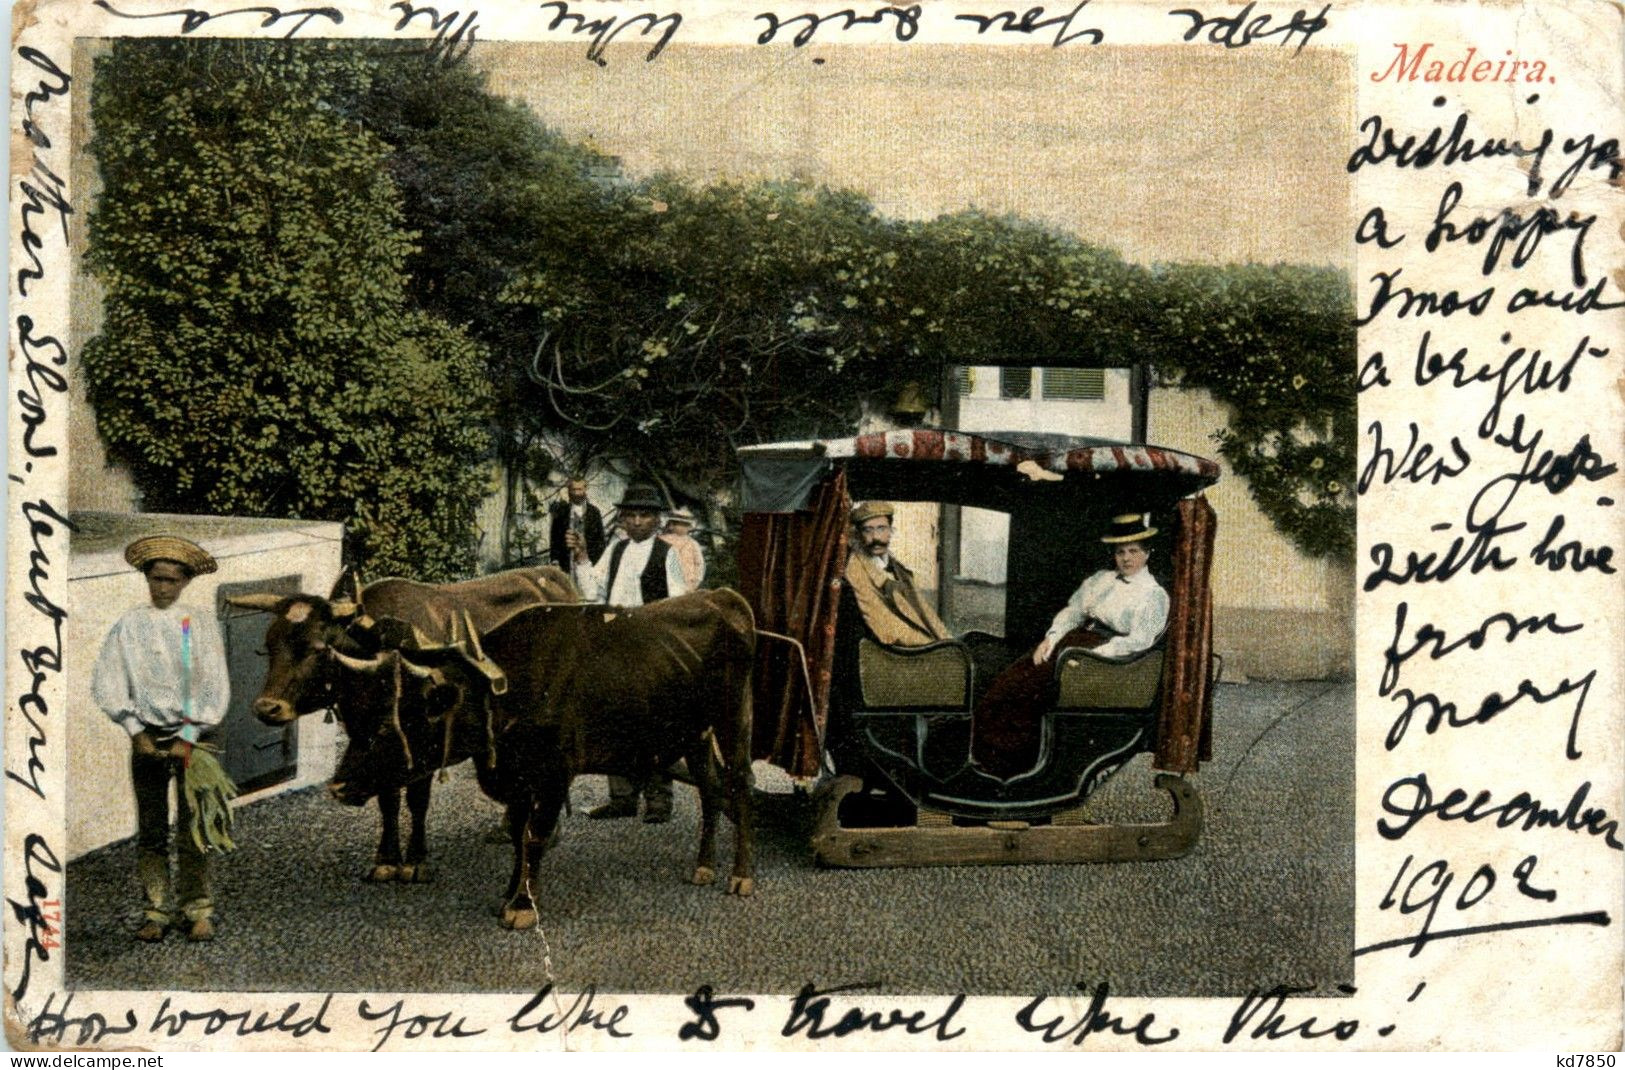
48,34,1359,1002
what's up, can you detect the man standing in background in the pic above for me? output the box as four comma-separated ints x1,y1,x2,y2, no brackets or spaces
570,483,689,822
660,505,707,590
549,475,606,572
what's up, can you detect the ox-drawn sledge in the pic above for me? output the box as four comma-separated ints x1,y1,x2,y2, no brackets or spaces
736,430,1220,868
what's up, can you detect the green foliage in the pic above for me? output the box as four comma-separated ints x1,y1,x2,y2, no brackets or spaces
84,40,1353,568
503,187,1354,560
1151,263,1356,559
84,40,492,580
503,179,907,485
184,745,238,854
349,48,616,451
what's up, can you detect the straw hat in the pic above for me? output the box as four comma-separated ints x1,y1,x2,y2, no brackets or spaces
1100,513,1157,543
666,506,697,528
124,535,218,576
849,501,895,527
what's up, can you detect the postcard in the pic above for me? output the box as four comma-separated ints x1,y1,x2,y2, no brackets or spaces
7,0,1621,1052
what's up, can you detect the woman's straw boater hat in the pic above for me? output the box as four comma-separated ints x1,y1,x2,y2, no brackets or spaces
666,506,698,527
850,501,895,526
1101,513,1157,544
124,535,218,576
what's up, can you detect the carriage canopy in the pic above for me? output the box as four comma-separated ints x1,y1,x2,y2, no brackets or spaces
737,430,1220,780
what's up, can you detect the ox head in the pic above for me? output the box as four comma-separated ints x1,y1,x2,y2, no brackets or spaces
227,593,372,724
325,645,477,807
229,591,499,807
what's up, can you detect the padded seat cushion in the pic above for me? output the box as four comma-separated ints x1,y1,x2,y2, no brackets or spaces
1055,647,1164,709
857,639,971,708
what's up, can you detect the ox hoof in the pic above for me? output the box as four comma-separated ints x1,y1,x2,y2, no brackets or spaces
365,864,399,883
691,865,716,886
501,906,539,931
398,864,434,884
727,876,755,897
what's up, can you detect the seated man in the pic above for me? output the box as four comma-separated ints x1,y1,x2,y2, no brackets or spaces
844,501,952,647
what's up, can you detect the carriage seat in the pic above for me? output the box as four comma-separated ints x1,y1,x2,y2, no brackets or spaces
1053,644,1164,710
856,637,973,709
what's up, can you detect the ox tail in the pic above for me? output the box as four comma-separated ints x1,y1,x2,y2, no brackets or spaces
752,629,825,754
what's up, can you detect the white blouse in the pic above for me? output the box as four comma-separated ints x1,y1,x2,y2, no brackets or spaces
92,604,230,739
1044,568,1170,659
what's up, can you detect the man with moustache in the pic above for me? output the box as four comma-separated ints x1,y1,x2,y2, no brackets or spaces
843,501,952,647
549,475,606,572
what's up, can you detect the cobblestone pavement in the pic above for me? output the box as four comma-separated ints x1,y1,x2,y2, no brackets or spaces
65,681,1353,996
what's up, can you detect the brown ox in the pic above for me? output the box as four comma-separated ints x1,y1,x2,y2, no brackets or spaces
329,590,758,930
228,567,577,882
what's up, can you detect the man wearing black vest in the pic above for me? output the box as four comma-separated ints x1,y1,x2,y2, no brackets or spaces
548,476,606,572
569,482,689,821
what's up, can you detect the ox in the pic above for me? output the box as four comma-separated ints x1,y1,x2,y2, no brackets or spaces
328,590,758,930
228,567,577,883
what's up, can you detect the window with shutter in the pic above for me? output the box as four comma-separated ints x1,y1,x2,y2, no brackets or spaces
1041,367,1105,400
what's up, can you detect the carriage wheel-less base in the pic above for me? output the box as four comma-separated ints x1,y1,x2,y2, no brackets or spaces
810,773,1202,867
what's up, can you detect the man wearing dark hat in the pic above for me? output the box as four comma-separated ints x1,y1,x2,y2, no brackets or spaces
844,501,952,647
548,475,606,572
92,535,231,942
569,482,689,821
971,513,1169,779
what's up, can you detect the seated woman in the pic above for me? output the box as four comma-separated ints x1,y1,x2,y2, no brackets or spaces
970,513,1168,779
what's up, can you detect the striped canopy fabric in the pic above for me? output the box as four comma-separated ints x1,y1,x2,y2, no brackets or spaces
739,430,1219,513
824,430,1220,479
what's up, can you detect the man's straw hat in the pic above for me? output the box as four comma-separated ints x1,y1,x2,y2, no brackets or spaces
124,535,218,576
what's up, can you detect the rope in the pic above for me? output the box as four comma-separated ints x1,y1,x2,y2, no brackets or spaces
705,726,727,771
519,814,571,1052
754,628,826,752
436,671,457,783
388,653,414,772
486,696,498,769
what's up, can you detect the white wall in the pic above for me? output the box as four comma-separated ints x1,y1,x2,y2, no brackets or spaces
953,366,1135,583
955,366,1134,439
1148,387,1353,680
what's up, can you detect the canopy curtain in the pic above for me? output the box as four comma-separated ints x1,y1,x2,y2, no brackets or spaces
1154,493,1217,773
736,468,849,777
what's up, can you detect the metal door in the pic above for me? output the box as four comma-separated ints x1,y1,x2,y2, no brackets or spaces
216,575,303,793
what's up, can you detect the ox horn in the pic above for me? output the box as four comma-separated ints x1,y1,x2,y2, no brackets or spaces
330,649,388,673
330,648,435,679
226,593,285,613
462,609,487,664
392,651,436,679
